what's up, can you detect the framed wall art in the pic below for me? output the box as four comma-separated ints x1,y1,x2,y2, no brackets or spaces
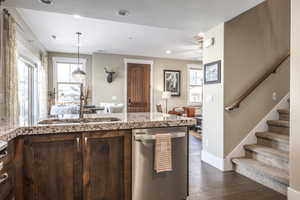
204,60,221,84
163,70,181,96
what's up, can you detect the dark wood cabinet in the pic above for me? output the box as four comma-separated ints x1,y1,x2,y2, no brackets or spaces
14,130,132,200
82,131,131,200
21,134,83,200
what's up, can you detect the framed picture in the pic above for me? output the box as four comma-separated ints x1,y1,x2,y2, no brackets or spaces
204,60,221,84
164,70,181,96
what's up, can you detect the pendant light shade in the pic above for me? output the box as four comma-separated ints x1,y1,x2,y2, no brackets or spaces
72,32,86,81
72,68,86,81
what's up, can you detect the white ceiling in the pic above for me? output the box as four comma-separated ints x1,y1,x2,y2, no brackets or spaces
5,0,264,32
17,9,203,60
8,0,264,60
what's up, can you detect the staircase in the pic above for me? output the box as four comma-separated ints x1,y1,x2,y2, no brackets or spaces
232,103,290,195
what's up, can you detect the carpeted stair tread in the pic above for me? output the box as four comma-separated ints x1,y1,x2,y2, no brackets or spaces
232,158,289,185
256,132,289,144
244,144,289,162
267,120,289,128
277,109,290,115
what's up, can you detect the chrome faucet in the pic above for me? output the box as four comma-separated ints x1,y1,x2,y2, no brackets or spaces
79,83,85,119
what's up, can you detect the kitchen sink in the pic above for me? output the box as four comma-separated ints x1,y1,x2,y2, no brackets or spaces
38,117,121,125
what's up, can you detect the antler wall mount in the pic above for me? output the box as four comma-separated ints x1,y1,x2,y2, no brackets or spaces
104,67,116,83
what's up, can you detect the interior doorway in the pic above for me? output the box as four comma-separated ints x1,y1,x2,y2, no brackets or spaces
124,59,154,113
127,63,150,112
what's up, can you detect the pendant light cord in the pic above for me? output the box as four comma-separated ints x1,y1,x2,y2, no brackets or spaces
76,32,81,70
72,32,86,81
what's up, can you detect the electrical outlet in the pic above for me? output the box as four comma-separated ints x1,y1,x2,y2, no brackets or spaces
206,95,214,103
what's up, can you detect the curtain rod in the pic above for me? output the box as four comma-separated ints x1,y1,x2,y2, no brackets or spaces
2,8,25,32
2,8,9,16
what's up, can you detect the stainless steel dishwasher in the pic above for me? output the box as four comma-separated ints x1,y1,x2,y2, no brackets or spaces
132,127,188,200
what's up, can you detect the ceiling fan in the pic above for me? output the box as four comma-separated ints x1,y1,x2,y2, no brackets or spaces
193,34,204,49
173,34,203,60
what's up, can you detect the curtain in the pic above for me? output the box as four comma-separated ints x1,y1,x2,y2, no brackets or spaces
39,53,48,119
0,10,5,121
1,11,19,126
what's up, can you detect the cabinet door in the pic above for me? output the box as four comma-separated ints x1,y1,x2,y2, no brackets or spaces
83,130,131,200
22,134,83,200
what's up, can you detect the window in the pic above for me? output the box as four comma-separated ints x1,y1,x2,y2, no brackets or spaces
18,57,39,126
53,58,86,104
56,62,83,103
187,65,203,106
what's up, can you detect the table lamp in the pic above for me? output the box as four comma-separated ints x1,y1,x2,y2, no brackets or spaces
162,91,172,113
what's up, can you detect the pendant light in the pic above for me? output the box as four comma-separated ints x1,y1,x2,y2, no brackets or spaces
72,32,86,81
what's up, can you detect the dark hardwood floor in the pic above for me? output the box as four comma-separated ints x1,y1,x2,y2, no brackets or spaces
188,135,287,200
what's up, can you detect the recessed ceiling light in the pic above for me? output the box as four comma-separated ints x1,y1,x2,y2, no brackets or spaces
118,9,130,16
166,50,172,54
51,35,56,39
39,0,53,5
73,14,81,19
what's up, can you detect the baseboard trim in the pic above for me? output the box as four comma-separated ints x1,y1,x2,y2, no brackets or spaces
201,150,232,171
288,187,300,200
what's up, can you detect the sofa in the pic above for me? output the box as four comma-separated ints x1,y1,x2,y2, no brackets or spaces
168,107,196,117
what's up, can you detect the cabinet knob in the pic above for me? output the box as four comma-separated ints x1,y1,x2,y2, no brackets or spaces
76,137,80,152
84,137,88,146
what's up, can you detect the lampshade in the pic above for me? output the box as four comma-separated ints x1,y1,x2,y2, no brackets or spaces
72,68,86,81
162,91,172,99
72,32,86,81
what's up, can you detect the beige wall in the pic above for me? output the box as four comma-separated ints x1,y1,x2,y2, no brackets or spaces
290,0,300,196
202,23,225,158
92,53,201,110
223,0,290,157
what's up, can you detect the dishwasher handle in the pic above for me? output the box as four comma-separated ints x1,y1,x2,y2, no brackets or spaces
134,132,186,142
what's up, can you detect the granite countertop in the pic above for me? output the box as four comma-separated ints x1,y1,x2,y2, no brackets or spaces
0,112,196,142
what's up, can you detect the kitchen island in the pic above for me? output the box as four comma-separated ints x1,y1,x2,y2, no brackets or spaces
0,112,195,200
0,112,195,141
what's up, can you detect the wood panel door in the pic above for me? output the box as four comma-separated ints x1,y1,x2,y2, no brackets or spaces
127,63,150,112
82,131,131,200
22,134,83,200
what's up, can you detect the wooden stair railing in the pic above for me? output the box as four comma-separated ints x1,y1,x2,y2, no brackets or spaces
225,53,290,111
